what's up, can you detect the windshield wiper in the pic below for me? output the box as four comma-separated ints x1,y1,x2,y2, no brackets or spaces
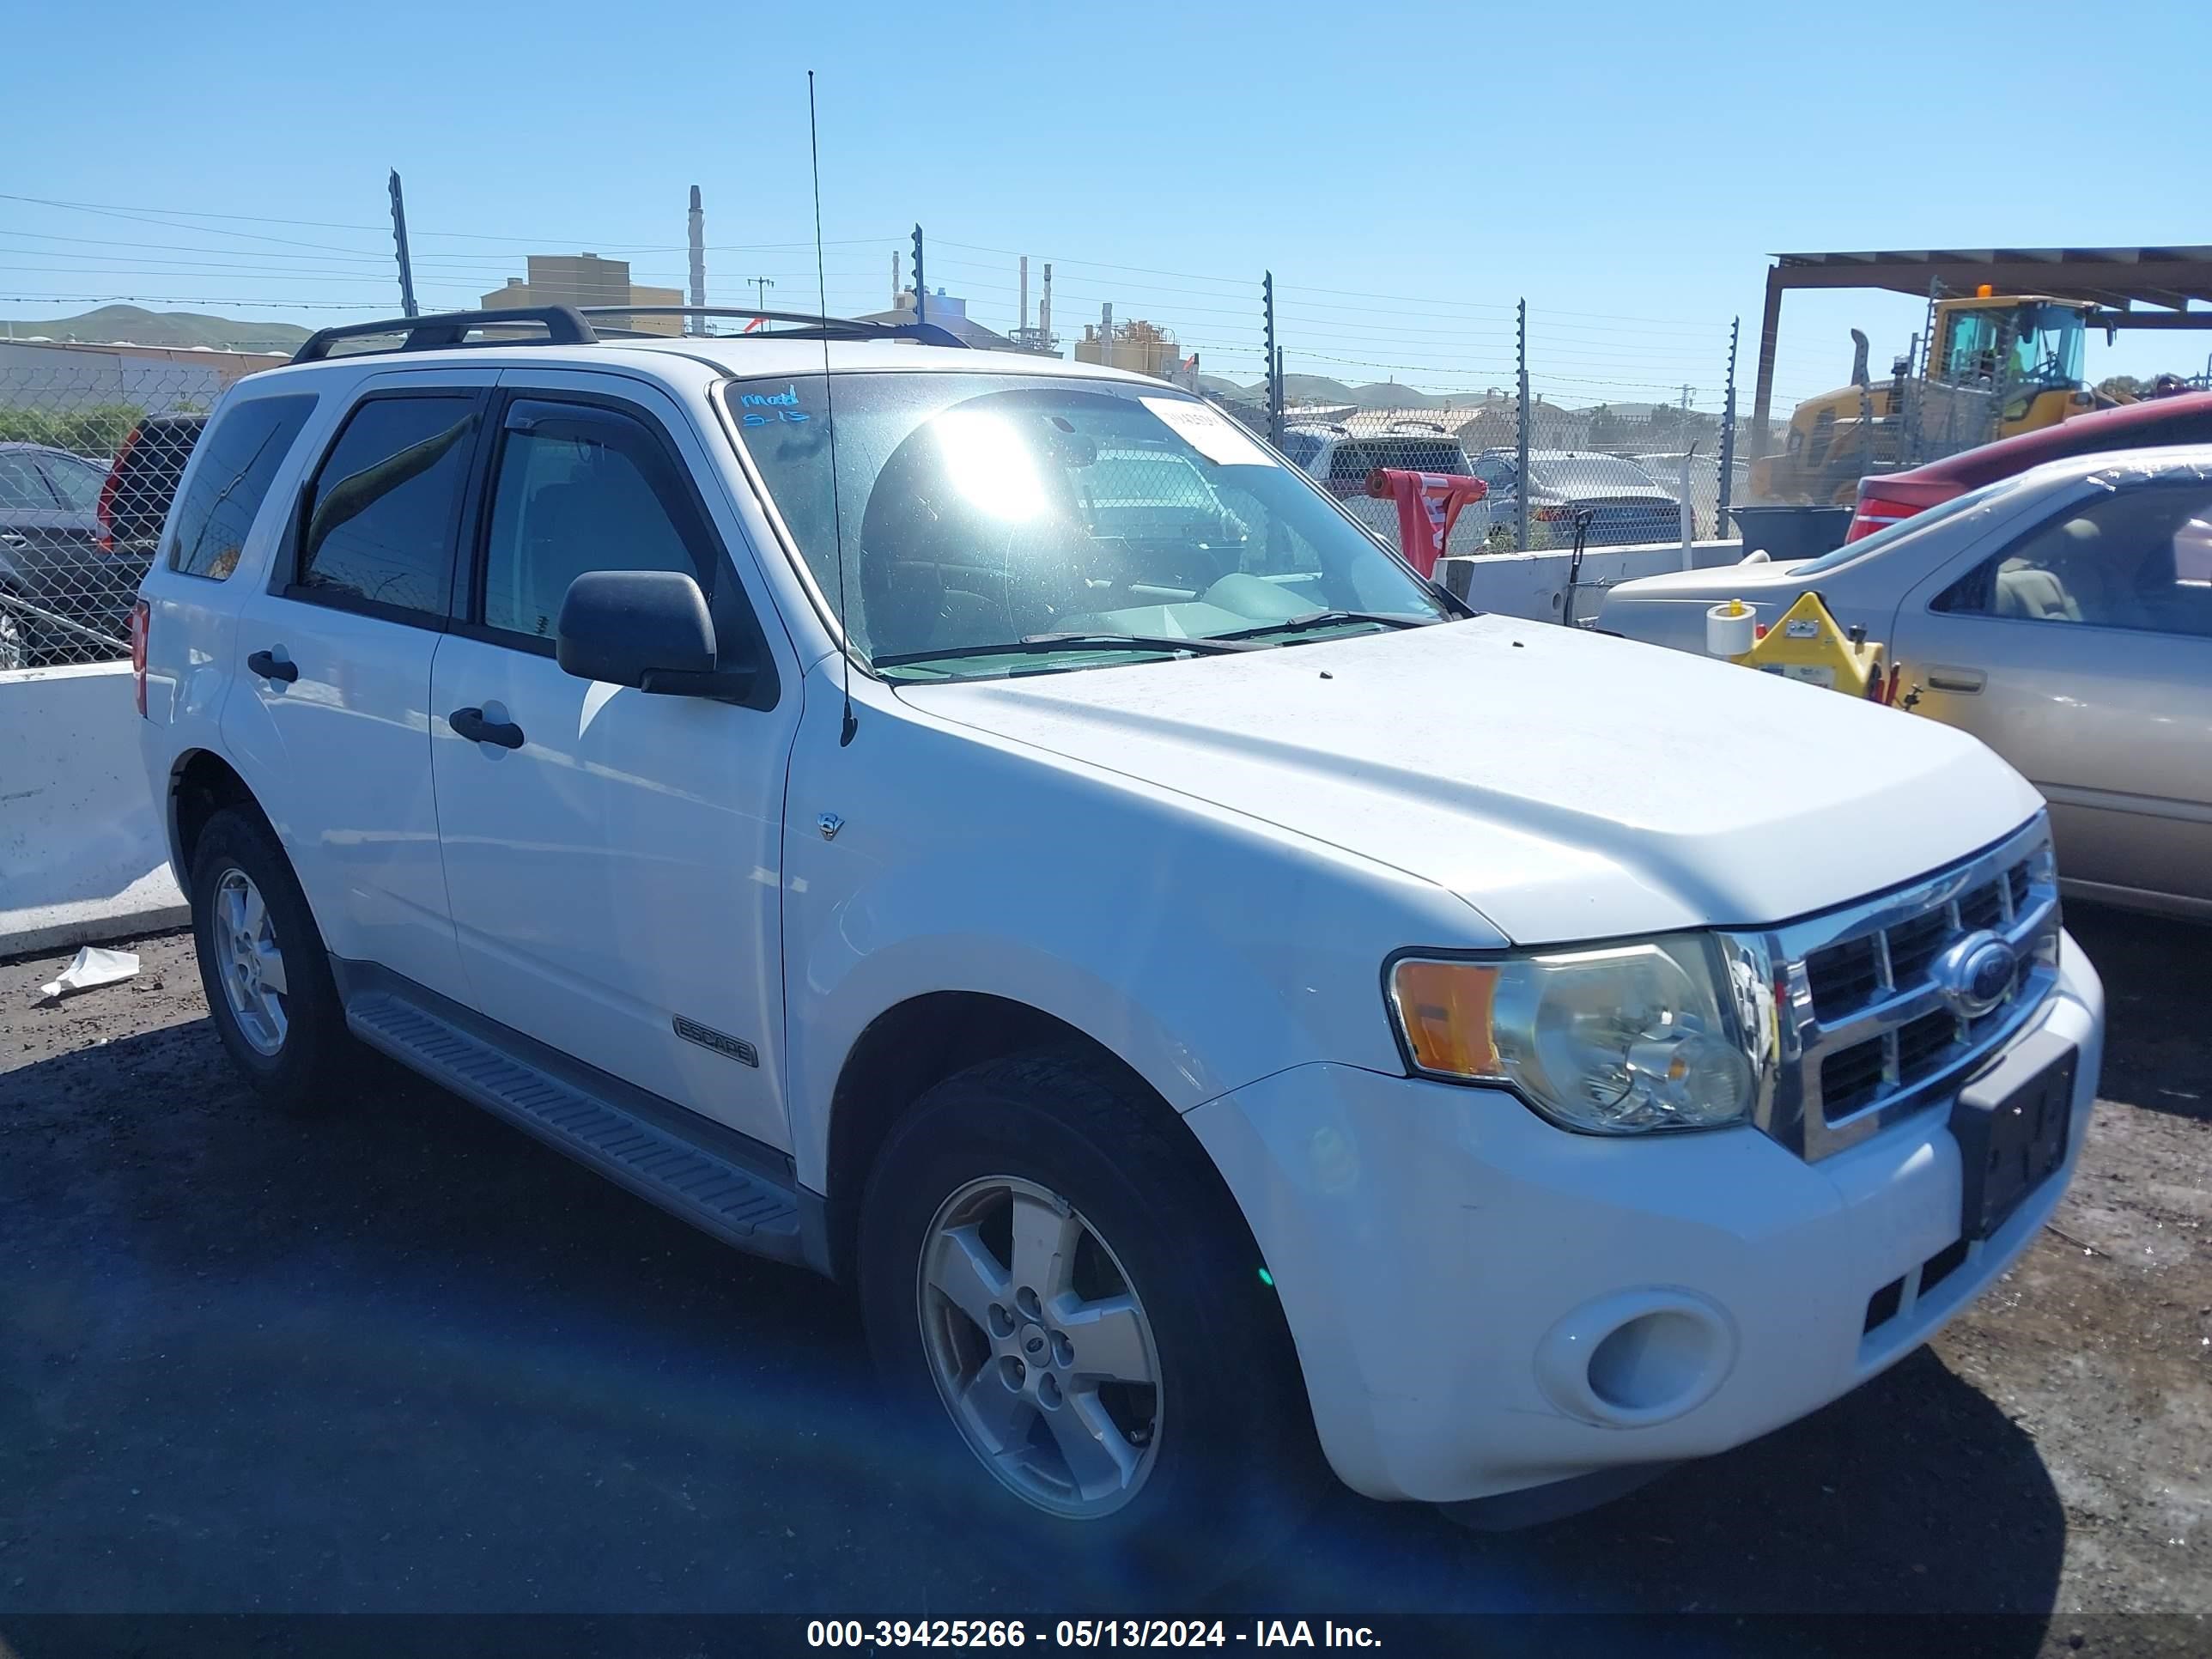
875,631,1261,668
1212,610,1430,641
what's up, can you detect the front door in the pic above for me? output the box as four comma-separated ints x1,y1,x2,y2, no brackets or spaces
428,374,799,1149
1890,478,2212,908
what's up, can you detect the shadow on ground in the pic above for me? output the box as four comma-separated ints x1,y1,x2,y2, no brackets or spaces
17,901,2204,1630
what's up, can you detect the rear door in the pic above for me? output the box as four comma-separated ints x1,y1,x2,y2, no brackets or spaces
426,371,800,1149
1889,478,2212,908
220,373,489,995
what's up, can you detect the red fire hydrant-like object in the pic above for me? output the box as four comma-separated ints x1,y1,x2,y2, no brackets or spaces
1364,467,1488,580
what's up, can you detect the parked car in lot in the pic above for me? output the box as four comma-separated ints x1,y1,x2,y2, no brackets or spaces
1601,447,2212,920
1279,418,1492,555
137,304,2103,1583
1471,448,1682,546
0,440,135,666
1846,390,2212,542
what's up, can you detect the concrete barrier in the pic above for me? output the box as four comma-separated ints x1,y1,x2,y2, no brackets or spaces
2,662,185,957
1437,538,1747,624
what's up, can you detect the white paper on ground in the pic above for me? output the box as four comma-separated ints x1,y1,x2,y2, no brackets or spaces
1139,397,1279,470
36,945,139,1002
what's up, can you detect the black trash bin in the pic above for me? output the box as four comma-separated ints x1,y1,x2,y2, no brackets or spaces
1729,505,1853,562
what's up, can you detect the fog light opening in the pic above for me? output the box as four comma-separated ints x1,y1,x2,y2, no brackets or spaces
1586,1310,1714,1415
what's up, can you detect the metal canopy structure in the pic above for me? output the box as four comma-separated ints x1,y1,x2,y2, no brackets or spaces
1751,246,2212,454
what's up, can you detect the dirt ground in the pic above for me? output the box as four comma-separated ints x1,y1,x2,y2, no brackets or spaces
0,905,2204,1650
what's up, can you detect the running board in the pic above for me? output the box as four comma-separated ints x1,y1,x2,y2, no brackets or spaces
345,989,807,1266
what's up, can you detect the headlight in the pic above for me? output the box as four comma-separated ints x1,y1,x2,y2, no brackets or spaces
1389,937,1762,1133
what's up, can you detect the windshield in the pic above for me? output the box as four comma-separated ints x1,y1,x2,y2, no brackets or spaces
727,373,1449,678
1528,456,1656,490
1792,476,2018,574
1942,304,2084,390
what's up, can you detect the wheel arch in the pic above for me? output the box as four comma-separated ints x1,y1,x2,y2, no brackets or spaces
822,991,1215,1285
167,747,264,878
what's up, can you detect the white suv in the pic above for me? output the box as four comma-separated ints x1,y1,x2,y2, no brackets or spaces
135,305,2104,1580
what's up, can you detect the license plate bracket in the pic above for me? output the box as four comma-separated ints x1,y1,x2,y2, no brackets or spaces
1952,1045,2075,1240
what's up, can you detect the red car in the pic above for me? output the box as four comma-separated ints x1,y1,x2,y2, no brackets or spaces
1845,390,2212,542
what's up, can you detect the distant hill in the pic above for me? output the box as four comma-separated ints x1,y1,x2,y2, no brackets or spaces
1,305,310,352
1198,372,1488,412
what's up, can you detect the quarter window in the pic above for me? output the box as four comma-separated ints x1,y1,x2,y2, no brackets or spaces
297,395,478,616
480,404,712,641
166,395,316,580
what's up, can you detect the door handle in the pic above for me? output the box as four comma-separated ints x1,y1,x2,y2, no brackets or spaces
246,648,298,684
449,706,525,750
1926,665,1986,695
0,532,27,549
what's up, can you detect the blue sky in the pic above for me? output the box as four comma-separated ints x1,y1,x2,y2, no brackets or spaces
6,0,2206,411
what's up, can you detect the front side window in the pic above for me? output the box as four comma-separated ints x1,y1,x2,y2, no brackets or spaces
728,374,1449,679
166,395,316,580
296,395,478,617
480,403,712,641
1936,480,2212,639
0,453,52,509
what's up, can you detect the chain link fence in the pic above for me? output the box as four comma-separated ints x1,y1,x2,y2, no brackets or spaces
0,364,221,667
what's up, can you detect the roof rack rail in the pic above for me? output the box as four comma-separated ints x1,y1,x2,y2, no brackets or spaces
577,305,969,349
291,306,597,364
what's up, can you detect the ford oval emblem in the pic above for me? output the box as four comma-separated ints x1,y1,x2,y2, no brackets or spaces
1932,931,2019,1020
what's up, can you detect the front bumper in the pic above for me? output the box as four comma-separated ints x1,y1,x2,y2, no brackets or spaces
1184,932,2104,1505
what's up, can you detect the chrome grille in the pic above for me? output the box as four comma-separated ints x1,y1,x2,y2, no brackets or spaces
1724,817,2063,1162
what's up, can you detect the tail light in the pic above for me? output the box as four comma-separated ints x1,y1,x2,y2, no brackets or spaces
1845,494,1919,543
97,427,141,552
130,599,149,718
1534,505,1571,523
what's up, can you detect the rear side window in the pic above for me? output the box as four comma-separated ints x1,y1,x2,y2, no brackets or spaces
166,396,317,580
296,394,480,618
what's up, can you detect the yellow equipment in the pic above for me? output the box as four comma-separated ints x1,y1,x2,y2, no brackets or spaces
1732,591,1886,699
1750,290,2097,506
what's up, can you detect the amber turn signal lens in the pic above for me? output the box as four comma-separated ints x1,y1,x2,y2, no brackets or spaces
1391,959,1503,1079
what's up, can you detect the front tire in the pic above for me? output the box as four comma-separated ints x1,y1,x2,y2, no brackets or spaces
189,805,356,1113
858,1050,1318,1593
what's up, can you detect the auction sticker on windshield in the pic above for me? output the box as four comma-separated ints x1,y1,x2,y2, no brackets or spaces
1139,397,1278,469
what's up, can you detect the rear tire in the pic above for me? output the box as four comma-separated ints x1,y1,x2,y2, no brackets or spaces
857,1049,1319,1595
188,805,356,1114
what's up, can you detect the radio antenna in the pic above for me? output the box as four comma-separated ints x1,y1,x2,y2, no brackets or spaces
808,70,858,746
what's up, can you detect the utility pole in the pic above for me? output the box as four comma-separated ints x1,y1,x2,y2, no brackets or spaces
750,276,776,314
387,169,418,319
911,225,926,326
686,185,707,336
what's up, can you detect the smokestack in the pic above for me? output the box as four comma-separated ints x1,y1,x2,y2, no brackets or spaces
1040,263,1052,349
1020,256,1030,337
687,185,706,337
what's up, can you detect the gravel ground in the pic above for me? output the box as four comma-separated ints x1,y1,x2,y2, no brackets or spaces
0,907,2204,1647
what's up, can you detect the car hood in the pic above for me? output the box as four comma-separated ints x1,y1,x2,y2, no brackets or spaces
893,617,2045,944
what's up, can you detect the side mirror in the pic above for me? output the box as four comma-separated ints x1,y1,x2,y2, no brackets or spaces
555,569,752,699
